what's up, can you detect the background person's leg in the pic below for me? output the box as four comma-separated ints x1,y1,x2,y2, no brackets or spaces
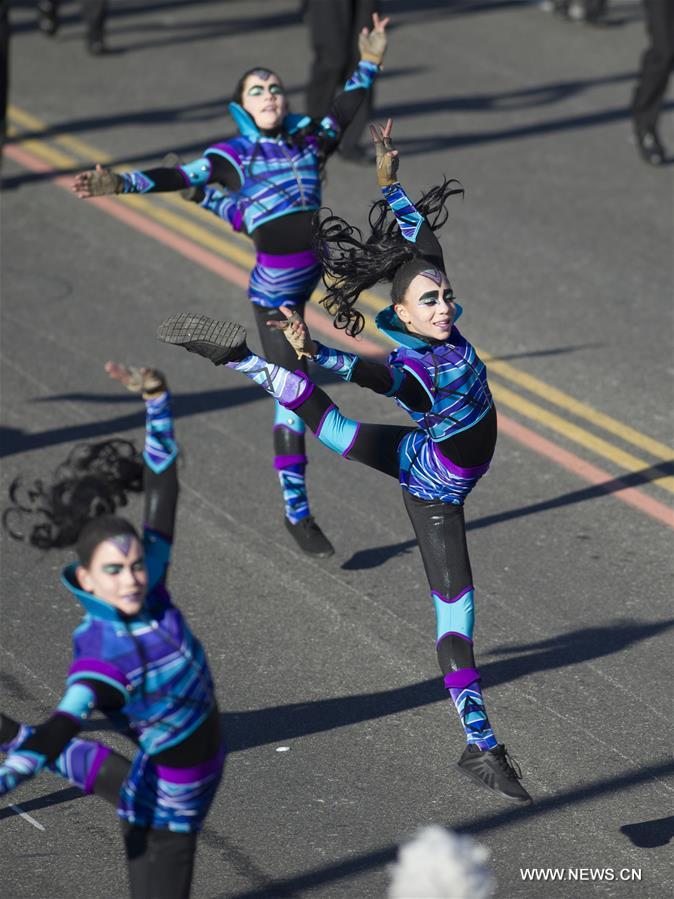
123,825,197,899
339,0,379,157
80,0,107,53
305,0,352,120
252,303,333,556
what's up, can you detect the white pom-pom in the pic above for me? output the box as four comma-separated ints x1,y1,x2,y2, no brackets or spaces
388,825,495,899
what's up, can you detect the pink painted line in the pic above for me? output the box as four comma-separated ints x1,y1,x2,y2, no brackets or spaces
9,142,673,531
498,416,674,530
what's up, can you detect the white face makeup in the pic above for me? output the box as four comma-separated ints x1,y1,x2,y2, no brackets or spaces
395,270,457,342
241,71,287,131
77,536,148,615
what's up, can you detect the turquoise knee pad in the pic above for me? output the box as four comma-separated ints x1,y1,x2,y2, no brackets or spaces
432,587,475,643
315,405,359,456
274,400,305,434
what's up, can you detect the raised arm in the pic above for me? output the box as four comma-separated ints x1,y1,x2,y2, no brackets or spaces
318,13,390,153
372,120,446,272
71,146,243,200
104,364,179,583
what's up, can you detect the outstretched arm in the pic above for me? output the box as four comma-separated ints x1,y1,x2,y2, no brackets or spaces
71,148,242,199
269,306,431,411
0,676,124,796
318,13,390,153
371,119,446,272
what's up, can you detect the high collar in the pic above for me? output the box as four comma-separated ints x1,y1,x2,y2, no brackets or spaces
61,562,142,623
228,102,311,141
375,303,463,350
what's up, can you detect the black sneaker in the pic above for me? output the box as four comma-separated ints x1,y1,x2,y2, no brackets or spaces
285,516,334,558
457,743,532,805
635,128,666,166
161,153,206,203
157,313,249,365
37,0,59,36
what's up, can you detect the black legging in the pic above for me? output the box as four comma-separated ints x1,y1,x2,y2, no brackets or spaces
253,303,310,463
122,824,197,899
295,383,482,676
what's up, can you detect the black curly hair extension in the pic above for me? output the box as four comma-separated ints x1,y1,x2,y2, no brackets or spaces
3,439,144,558
314,179,464,337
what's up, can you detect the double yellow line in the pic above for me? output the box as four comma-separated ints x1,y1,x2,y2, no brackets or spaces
8,103,674,498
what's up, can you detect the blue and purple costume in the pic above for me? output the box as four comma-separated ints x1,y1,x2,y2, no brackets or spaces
115,61,379,528
0,392,225,834
225,180,501,751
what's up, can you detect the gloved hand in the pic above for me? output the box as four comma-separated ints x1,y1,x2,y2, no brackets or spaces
370,118,399,187
267,306,318,359
104,362,168,399
358,12,390,66
72,163,124,198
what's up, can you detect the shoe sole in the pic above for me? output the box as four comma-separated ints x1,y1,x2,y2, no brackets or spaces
456,762,533,805
157,313,247,361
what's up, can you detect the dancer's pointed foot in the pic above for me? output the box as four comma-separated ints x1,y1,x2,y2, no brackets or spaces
457,743,532,805
285,516,334,558
157,314,249,365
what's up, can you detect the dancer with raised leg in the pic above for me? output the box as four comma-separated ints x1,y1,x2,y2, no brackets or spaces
156,122,532,805
70,13,390,558
1,364,225,898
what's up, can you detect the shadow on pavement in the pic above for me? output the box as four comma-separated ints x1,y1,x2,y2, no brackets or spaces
221,758,674,899
468,461,674,531
620,816,674,848
221,617,674,751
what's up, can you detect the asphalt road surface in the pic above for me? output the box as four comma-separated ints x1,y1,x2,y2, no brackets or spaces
1,1,672,898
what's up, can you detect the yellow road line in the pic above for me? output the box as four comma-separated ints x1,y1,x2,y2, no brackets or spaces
481,353,672,462
9,105,673,490
8,103,259,251
491,383,674,494
355,289,673,461
122,197,258,270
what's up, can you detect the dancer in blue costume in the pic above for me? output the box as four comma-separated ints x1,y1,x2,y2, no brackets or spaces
156,121,532,805
71,13,390,559
1,364,224,898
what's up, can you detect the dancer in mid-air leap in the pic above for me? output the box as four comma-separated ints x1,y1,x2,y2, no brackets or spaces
1,364,225,898
70,13,390,559
155,121,532,805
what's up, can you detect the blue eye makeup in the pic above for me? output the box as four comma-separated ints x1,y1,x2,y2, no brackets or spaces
103,564,123,575
247,84,284,97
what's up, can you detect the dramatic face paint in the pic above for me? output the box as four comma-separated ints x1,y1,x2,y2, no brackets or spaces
419,268,443,286
109,533,134,557
241,71,287,131
76,535,148,615
395,272,457,342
